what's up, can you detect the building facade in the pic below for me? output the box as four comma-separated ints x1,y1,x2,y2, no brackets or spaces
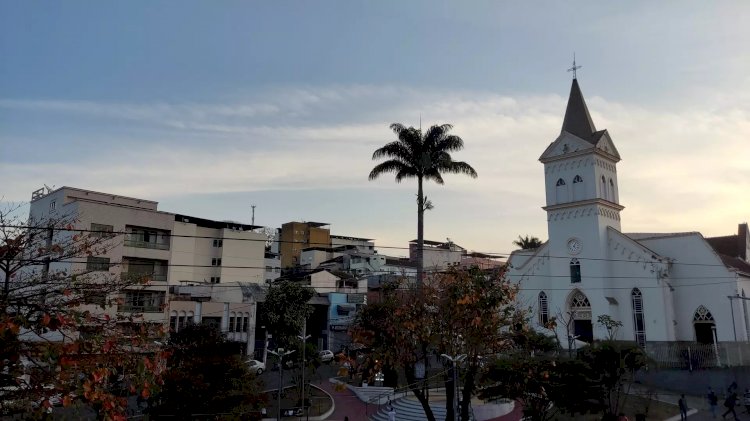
507,79,750,347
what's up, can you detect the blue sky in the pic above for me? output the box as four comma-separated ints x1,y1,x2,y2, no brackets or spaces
2,2,749,256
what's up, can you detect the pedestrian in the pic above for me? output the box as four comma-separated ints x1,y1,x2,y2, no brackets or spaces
707,387,718,418
678,394,688,421
744,388,750,414
387,403,396,421
722,392,739,420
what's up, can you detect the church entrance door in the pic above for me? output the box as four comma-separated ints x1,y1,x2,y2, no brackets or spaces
568,290,593,343
574,319,594,343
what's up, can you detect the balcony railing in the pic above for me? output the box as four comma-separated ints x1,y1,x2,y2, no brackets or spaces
119,304,163,313
121,272,167,282
124,236,170,250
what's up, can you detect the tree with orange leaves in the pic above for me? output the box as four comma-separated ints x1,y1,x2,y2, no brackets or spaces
0,204,167,420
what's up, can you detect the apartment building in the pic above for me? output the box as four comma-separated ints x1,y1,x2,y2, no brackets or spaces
27,186,265,334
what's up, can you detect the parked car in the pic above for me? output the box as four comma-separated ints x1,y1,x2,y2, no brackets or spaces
319,350,334,363
246,359,266,375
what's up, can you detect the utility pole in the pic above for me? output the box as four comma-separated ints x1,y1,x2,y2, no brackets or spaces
441,353,466,421
297,320,311,420
268,347,295,420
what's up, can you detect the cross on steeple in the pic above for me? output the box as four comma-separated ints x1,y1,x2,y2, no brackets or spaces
567,53,582,79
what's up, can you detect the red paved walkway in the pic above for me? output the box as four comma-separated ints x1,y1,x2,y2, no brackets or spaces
316,379,381,421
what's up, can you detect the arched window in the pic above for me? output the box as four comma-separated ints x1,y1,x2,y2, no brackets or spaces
556,178,568,203
631,288,646,347
170,311,178,332
570,258,581,283
538,292,549,326
601,176,608,200
693,305,716,345
573,175,584,201
229,312,236,332
609,178,616,202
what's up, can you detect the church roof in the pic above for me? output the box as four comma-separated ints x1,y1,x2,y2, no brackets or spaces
561,78,598,143
625,232,698,241
718,254,750,276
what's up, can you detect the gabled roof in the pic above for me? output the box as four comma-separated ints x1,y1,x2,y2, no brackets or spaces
561,79,597,144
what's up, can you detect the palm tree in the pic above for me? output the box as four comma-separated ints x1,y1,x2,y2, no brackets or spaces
369,123,477,285
513,235,543,250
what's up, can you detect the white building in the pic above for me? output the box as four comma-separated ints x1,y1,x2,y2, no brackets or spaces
409,239,464,270
27,186,266,328
507,79,750,347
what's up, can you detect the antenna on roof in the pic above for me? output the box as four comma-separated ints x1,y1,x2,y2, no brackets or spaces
251,204,256,226
567,53,582,79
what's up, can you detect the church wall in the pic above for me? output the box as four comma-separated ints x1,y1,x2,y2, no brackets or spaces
638,235,743,341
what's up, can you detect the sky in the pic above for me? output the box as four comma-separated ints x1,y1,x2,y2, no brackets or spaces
1,1,749,258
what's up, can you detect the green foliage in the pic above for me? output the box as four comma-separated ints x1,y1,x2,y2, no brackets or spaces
508,329,559,354
263,280,314,348
597,315,624,341
151,324,265,419
480,341,647,420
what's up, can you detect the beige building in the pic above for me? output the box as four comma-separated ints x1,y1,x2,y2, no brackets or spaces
28,186,266,329
279,221,331,268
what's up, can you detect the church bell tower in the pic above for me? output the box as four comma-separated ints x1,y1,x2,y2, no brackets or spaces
539,77,624,260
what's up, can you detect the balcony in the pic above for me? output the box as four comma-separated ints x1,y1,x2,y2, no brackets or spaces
121,272,167,283
120,292,165,313
124,234,170,250
119,303,163,313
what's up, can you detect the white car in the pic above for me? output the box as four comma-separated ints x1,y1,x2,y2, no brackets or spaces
247,359,266,375
319,350,334,363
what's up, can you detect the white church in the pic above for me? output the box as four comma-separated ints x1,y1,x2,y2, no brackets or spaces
507,78,750,347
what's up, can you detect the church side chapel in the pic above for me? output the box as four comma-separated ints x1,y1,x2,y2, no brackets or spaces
507,74,750,349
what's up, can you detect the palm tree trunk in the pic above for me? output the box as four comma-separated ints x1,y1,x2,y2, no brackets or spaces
417,176,424,287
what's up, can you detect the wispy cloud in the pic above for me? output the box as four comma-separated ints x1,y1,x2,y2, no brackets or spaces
1,84,748,252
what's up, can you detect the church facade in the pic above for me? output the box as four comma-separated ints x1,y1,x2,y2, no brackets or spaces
507,78,750,346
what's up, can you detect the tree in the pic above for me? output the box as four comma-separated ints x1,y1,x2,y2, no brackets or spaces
352,268,519,421
262,280,314,348
432,267,518,421
0,204,166,420
150,324,265,419
512,235,543,250
597,315,623,341
369,123,477,285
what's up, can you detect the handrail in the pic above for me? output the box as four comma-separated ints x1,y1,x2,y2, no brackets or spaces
364,368,450,415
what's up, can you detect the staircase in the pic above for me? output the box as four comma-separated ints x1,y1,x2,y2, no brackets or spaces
370,394,452,421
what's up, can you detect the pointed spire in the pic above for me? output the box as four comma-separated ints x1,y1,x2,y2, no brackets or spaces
561,78,597,142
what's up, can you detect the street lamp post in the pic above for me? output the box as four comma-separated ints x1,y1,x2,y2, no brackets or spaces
441,353,466,421
268,347,295,421
297,321,311,421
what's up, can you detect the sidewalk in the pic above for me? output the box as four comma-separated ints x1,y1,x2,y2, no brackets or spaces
316,378,379,421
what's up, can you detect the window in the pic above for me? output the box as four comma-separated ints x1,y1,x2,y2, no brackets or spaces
265,266,272,271
242,315,248,332
210,276,220,284
170,315,177,332
538,292,549,326
229,316,235,332
631,288,646,347
86,256,110,272
556,178,566,186
91,223,114,239
573,175,583,183
213,239,223,248
211,258,222,266
570,258,581,283
609,178,616,202
601,176,608,200
121,291,165,313
572,175,584,201
49,201,56,211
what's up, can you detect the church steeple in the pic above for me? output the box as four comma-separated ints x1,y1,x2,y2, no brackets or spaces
561,79,598,143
